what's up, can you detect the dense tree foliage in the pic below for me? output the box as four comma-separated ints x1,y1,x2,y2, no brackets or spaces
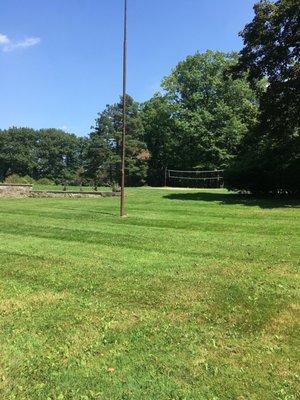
142,94,177,185
225,0,300,194
143,51,259,185
86,95,149,187
0,127,37,180
0,127,83,183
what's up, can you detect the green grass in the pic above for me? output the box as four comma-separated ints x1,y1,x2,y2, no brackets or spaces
0,188,299,400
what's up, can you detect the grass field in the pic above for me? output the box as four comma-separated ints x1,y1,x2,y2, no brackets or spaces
0,188,299,400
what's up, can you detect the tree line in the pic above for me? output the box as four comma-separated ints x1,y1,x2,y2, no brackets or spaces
1,0,298,194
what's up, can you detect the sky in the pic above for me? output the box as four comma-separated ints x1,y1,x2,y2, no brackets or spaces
0,0,257,136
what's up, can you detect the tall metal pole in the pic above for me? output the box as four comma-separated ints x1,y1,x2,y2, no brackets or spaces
120,0,127,217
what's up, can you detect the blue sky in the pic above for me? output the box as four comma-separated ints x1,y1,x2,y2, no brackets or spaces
0,0,256,136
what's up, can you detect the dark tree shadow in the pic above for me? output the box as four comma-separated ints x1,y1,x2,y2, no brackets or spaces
163,191,300,209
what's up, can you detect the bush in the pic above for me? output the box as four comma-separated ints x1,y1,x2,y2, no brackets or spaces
224,142,300,195
4,174,35,184
36,178,54,185
111,181,120,192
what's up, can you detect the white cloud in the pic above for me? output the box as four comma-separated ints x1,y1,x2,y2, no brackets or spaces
0,33,10,44
59,125,70,132
0,32,40,52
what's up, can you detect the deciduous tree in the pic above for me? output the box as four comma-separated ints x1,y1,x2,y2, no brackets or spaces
87,95,149,187
226,0,300,194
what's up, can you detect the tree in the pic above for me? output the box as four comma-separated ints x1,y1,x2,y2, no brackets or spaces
36,129,82,183
225,0,300,194
0,127,83,183
0,127,37,180
84,133,112,189
86,95,149,187
0,127,38,180
142,94,177,185
142,51,259,186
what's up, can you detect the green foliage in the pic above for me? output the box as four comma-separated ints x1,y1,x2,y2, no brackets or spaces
73,166,86,187
36,177,54,185
143,51,259,185
4,174,35,184
37,129,83,183
225,138,300,194
0,127,38,180
86,95,149,187
142,94,177,185
0,188,298,399
226,0,300,194
0,127,85,183
3,174,54,186
110,181,120,192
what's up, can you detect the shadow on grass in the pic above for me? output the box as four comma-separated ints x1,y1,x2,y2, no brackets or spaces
163,191,300,209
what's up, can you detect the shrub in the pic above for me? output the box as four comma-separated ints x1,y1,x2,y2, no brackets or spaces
4,174,35,184
224,142,300,195
111,181,120,192
36,178,54,185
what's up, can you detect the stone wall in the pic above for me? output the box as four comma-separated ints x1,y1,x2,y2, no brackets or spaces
0,184,119,198
30,191,120,198
0,184,33,197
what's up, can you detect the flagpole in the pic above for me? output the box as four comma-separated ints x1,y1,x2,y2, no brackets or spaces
120,0,127,217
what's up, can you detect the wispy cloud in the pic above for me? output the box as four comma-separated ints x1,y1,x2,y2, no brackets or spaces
0,33,10,44
59,125,70,132
0,33,41,52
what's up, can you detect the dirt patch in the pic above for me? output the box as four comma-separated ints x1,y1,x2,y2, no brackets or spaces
263,303,299,337
0,291,69,315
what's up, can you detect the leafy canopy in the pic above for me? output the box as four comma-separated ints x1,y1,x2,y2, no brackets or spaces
142,50,259,185
226,0,300,194
85,95,149,187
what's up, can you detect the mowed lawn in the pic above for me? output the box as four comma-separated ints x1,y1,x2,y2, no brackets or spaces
0,188,299,400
